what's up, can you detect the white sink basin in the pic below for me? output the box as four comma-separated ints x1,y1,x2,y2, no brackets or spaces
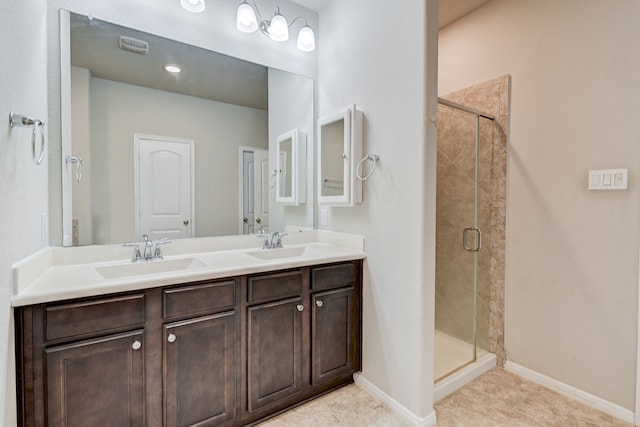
96,257,206,279
246,246,307,261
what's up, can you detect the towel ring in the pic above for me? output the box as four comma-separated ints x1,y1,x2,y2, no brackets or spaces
269,169,278,189
356,154,379,181
9,112,46,165
31,120,45,165
66,156,83,183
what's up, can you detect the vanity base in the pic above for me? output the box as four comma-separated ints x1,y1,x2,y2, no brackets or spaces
15,260,362,427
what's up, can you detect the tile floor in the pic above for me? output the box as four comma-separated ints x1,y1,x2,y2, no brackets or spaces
257,368,633,426
434,368,632,427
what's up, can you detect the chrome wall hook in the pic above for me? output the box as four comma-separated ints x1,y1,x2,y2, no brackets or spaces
9,112,46,165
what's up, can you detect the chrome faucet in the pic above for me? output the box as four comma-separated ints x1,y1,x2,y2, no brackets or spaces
270,231,287,249
122,235,172,262
256,229,287,249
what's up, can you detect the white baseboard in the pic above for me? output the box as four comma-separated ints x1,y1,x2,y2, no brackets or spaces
434,353,496,402
505,361,635,424
354,374,437,427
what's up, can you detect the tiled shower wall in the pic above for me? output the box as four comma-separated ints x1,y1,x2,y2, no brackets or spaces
435,75,510,366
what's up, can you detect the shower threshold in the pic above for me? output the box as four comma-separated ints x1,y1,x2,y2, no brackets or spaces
434,330,496,401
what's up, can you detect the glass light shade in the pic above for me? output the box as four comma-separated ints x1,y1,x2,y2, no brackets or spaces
269,12,289,41
180,0,205,13
296,25,315,52
236,2,258,33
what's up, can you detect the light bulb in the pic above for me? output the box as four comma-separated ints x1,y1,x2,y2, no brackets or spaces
269,10,289,42
237,2,258,33
180,0,205,13
296,25,315,52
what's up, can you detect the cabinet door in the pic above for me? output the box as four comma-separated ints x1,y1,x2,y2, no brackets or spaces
247,298,303,412
317,105,363,206
163,311,236,427
45,330,145,427
312,287,356,385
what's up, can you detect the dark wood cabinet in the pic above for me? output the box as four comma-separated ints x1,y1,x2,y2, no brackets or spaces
247,298,304,412
163,311,236,427
311,287,356,386
15,260,362,427
45,330,145,427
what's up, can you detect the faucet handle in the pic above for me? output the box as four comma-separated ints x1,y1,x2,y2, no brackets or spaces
122,242,142,262
153,238,172,259
273,231,288,248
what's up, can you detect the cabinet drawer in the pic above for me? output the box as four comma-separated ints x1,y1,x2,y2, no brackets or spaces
163,280,236,321
248,270,303,304
45,294,145,342
312,263,356,292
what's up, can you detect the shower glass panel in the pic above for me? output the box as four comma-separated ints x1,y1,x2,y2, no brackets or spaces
435,101,493,382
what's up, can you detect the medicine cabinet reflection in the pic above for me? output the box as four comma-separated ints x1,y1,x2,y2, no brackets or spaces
317,105,363,206
276,129,306,206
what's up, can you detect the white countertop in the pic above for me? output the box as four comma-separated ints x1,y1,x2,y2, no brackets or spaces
12,230,366,307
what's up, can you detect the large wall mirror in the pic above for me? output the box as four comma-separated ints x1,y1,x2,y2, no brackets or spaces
59,11,314,246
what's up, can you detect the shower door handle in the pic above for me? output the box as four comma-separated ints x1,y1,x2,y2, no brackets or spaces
463,227,481,252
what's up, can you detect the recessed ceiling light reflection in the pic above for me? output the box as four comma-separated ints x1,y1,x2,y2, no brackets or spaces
164,64,182,74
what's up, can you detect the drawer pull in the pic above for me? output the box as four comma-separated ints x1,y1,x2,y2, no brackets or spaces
167,333,177,343
132,340,142,351
296,304,304,312
316,300,324,308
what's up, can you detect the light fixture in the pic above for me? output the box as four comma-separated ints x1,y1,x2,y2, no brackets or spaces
165,64,182,74
296,23,315,52
236,1,258,33
235,0,316,52
180,0,205,13
269,8,289,41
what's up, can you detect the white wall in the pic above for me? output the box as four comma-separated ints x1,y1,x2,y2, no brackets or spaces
86,76,267,243
0,0,50,423
439,0,640,411
317,0,438,422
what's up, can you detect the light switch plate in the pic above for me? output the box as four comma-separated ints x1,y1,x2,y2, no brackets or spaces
319,208,329,227
588,168,628,190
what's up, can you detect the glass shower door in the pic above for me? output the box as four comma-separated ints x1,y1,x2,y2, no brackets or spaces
435,103,492,381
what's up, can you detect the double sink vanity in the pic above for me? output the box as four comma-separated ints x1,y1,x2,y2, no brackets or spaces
13,231,365,426
19,7,372,426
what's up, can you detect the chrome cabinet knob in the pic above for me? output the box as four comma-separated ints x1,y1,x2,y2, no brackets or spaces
167,333,177,343
243,217,249,223
132,340,142,350
183,219,190,226
316,300,323,307
256,218,262,224
296,304,304,312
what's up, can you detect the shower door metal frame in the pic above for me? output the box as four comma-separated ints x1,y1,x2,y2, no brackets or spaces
436,98,495,378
